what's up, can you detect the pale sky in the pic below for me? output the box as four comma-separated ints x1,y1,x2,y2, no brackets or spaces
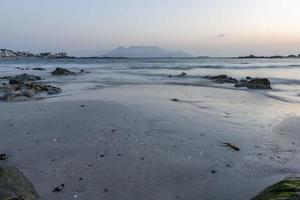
1,0,300,56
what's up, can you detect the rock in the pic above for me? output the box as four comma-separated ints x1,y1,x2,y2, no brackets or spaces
0,154,7,161
18,82,61,95
0,165,39,200
235,78,271,89
169,72,187,78
252,177,300,200
1,81,61,101
203,75,238,84
32,67,45,71
171,98,179,102
52,184,65,192
178,72,187,77
8,74,41,85
51,67,75,76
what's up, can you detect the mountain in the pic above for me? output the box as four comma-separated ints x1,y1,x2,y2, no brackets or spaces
102,46,191,58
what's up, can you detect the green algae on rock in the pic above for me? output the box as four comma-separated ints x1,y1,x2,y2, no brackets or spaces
252,177,300,200
0,165,39,200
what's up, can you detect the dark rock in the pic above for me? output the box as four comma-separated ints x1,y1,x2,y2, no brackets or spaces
169,72,187,78
204,75,238,84
171,98,179,102
252,177,300,200
32,67,46,71
2,82,61,101
235,78,271,89
51,67,75,76
178,72,187,77
0,165,39,200
80,69,85,73
52,184,65,192
0,154,8,161
8,74,41,85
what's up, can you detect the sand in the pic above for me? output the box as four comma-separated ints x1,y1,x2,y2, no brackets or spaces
0,84,300,200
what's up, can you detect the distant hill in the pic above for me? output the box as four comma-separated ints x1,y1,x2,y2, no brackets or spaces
102,46,192,58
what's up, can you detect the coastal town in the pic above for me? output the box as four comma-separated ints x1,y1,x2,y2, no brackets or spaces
0,49,70,58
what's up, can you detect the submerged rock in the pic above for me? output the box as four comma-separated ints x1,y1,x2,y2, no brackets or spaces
203,75,238,84
252,177,300,200
8,74,41,85
235,78,271,89
51,67,75,76
0,165,39,200
169,72,187,78
32,67,46,71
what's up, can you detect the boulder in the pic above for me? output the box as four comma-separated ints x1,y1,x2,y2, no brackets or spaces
235,78,271,89
0,165,39,200
51,67,75,76
8,74,41,85
252,177,300,200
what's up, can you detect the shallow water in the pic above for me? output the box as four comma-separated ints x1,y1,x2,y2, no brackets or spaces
0,58,300,103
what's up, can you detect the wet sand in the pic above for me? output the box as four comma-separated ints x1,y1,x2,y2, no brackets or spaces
0,85,300,200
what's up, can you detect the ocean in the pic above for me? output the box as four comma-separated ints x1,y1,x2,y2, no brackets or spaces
1,57,300,102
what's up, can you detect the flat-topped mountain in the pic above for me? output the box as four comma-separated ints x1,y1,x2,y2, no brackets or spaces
103,46,191,58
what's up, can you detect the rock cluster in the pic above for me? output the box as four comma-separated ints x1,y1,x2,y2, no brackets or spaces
203,74,272,89
0,74,61,101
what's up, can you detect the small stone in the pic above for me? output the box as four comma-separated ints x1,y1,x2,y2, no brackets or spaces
104,188,109,193
211,170,217,174
52,184,65,192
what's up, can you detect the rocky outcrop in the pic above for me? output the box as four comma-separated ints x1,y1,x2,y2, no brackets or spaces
252,177,300,200
235,78,271,89
8,74,41,85
0,74,61,101
203,74,272,89
0,165,39,200
51,67,75,76
203,75,238,84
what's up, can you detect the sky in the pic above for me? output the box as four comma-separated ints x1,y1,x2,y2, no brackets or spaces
1,0,300,56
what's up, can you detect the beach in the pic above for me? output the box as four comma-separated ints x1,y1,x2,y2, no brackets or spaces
0,58,300,199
